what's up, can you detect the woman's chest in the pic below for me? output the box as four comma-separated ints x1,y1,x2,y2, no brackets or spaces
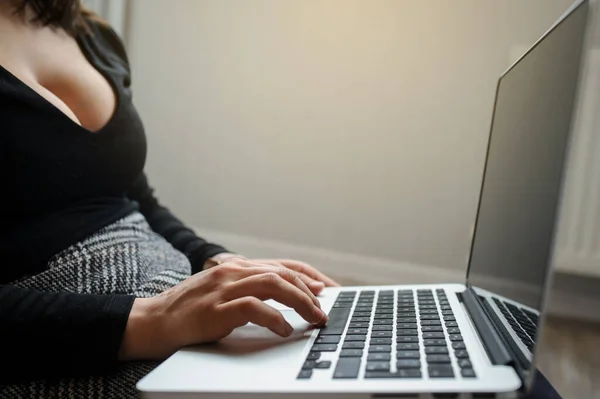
1,30,116,133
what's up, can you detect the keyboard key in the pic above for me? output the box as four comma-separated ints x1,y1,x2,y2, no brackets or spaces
426,355,451,364
370,338,392,345
366,362,390,371
397,305,415,311
423,332,445,339
303,360,317,369
397,323,418,329
446,327,461,335
333,357,361,379
422,326,443,332
311,344,337,352
315,360,331,369
347,328,368,335
452,342,466,350
369,345,392,353
421,320,442,326
365,370,422,379
397,317,417,323
396,351,420,359
445,321,458,327
349,322,369,329
356,301,373,307
461,368,476,378
306,352,321,360
397,329,418,336
332,302,353,308
315,335,341,344
442,310,454,315
439,305,452,310
297,369,312,379
354,307,373,313
345,335,367,342
396,312,416,317
371,331,393,338
396,359,421,369
449,334,463,342
425,346,449,354
418,305,437,310
319,307,351,335
351,317,370,323
454,350,470,358
368,353,391,361
397,343,420,350
419,309,438,315
444,316,456,321
340,349,363,357
373,314,394,319
424,339,447,346
343,342,365,349
420,315,441,320
396,336,419,343
418,300,434,304
353,312,372,318
458,359,472,368
375,309,394,315
373,319,393,325
373,325,393,331
428,366,455,378
376,304,394,309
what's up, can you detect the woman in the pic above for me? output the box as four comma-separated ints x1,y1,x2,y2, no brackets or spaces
0,1,338,397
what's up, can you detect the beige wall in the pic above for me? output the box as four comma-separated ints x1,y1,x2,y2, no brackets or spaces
127,0,575,271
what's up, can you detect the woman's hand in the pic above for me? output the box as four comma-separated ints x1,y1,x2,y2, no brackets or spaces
205,253,340,295
119,259,329,361
246,259,339,295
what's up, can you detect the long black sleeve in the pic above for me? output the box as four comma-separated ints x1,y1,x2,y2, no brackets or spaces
128,173,229,274
0,285,135,384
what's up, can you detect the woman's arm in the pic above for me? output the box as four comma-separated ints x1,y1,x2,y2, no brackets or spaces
127,173,233,274
0,285,135,384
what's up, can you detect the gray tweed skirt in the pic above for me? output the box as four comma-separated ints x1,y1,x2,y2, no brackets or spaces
1,212,192,399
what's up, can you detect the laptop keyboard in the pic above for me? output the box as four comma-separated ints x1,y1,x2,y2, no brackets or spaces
297,289,476,380
492,298,539,352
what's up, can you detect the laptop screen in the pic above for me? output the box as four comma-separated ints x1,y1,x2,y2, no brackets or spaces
465,2,588,314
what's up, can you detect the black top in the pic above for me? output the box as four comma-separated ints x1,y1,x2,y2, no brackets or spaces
0,20,228,383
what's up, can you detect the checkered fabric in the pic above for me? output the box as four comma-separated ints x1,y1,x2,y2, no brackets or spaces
1,212,191,398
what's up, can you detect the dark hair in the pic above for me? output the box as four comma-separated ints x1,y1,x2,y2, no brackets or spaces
15,0,101,36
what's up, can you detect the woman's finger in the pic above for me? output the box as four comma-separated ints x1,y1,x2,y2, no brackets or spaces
248,259,327,294
232,262,322,308
219,296,293,337
221,274,326,325
278,259,340,287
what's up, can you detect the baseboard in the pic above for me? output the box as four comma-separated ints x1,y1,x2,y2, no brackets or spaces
194,228,600,323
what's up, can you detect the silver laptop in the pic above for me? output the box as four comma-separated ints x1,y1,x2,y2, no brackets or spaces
137,1,590,397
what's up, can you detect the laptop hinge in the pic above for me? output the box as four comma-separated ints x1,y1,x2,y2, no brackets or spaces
458,288,514,366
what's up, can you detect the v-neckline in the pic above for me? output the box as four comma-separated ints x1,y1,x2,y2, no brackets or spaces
0,33,121,136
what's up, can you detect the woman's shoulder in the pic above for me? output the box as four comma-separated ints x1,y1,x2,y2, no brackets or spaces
80,14,130,67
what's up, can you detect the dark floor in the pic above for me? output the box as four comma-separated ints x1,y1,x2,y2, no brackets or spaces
536,315,600,399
